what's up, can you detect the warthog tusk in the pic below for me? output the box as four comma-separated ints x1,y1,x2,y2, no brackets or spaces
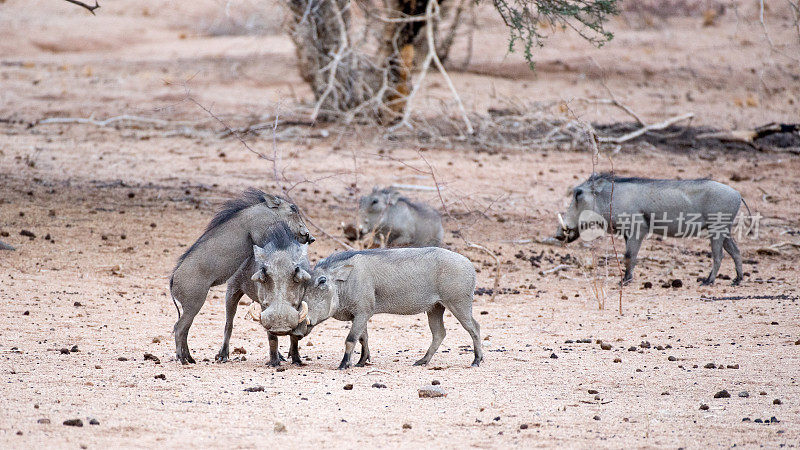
297,301,308,325
247,303,262,322
558,213,567,230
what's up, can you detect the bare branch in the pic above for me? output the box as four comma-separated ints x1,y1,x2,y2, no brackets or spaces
63,0,100,15
597,112,694,144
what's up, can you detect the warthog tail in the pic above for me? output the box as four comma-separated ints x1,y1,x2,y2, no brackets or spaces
169,276,181,319
740,197,754,236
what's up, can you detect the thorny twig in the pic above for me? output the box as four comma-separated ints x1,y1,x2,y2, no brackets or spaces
63,0,100,15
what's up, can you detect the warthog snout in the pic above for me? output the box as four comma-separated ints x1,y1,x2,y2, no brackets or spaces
260,301,309,335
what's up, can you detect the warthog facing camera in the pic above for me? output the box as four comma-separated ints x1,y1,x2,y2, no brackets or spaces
217,222,311,366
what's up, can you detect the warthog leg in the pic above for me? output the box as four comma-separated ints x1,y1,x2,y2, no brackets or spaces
723,237,744,286
172,283,209,364
701,236,726,285
289,335,304,366
268,333,281,367
448,301,483,367
215,285,243,363
339,315,369,370
622,235,644,285
355,329,370,367
414,304,446,366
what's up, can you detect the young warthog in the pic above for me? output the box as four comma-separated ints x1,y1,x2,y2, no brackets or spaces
217,222,311,366
357,186,444,247
300,247,482,369
170,188,314,364
554,173,748,286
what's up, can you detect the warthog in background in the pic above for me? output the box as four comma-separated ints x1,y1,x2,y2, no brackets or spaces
356,186,444,247
217,222,311,366
554,173,748,286
169,188,314,364
300,247,482,369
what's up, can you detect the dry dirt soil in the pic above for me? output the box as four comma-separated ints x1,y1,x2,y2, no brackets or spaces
1,1,799,448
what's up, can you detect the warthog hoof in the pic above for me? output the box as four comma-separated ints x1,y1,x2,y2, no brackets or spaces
732,277,742,286
268,358,281,367
471,357,482,367
291,359,305,366
699,277,715,286
413,358,429,366
214,351,228,363
178,354,196,365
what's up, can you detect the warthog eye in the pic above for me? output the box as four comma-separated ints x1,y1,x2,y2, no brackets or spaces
371,199,378,205
575,189,583,200
290,204,298,213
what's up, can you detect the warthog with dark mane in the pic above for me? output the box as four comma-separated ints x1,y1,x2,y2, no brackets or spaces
217,222,311,366
555,173,748,286
170,188,314,364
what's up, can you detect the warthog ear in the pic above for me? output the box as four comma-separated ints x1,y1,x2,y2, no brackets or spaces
264,194,283,209
372,186,381,193
253,245,267,260
330,264,354,282
387,190,401,205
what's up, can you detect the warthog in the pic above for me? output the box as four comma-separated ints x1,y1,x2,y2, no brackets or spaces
217,222,311,366
554,173,748,286
299,247,482,369
170,188,314,364
356,186,444,247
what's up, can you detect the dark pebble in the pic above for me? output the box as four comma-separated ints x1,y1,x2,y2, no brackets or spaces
773,399,782,405
520,423,528,430
770,416,779,423
343,384,354,390
588,389,599,394
549,353,558,359
593,415,601,421
402,423,412,429
640,341,651,349
738,391,749,398
493,416,501,421
642,281,653,289
754,419,763,423
243,386,265,392
564,340,574,344
59,348,70,354
70,345,79,353
727,364,739,369
671,279,683,288
714,390,731,398
704,363,716,369
613,358,622,363
628,346,637,351
154,374,166,380
73,302,82,307
23,311,29,316
20,230,35,239
372,383,387,389
668,356,677,361
143,353,160,364
63,419,83,427
89,418,99,425
37,418,50,424
600,343,612,350
117,357,128,361
431,380,441,386
699,404,709,410
742,417,751,422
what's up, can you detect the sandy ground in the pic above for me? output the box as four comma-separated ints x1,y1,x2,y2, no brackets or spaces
1,1,799,448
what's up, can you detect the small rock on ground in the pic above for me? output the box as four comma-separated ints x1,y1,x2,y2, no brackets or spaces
418,385,447,398
63,419,83,427
714,390,731,398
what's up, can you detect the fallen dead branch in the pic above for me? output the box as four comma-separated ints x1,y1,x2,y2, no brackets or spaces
36,115,175,128
597,112,695,144
696,122,800,149
0,241,15,251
